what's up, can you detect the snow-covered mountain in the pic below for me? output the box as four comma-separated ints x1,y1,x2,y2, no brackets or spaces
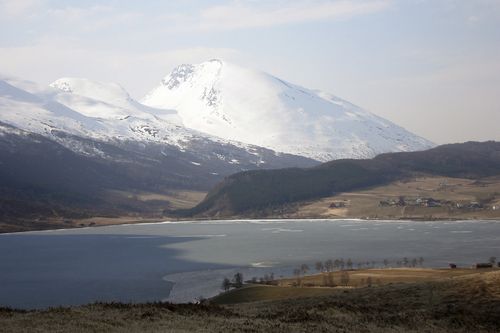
50,78,182,124
0,77,266,156
0,75,316,189
0,64,436,222
142,59,434,161
0,76,193,148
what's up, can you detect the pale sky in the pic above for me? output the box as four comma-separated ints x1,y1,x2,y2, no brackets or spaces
1,0,499,144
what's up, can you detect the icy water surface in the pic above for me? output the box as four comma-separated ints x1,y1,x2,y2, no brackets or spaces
1,219,499,308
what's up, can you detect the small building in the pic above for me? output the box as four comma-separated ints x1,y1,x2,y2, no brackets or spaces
475,263,493,269
468,201,483,209
379,199,397,207
425,198,442,207
449,263,457,269
330,201,346,208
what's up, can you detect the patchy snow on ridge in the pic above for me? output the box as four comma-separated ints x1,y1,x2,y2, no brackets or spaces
0,76,316,173
142,59,434,161
0,77,209,152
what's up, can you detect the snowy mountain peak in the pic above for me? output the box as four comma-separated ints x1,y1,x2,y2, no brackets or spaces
50,78,132,109
48,77,182,125
160,60,223,91
142,60,434,161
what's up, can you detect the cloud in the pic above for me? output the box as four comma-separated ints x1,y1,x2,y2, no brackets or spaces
0,0,42,16
176,0,393,31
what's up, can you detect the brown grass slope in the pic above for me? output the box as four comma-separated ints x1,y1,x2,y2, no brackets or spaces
1,270,499,332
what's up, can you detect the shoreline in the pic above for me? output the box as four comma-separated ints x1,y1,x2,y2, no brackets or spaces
2,216,500,235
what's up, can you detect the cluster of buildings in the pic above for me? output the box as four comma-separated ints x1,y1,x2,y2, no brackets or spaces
379,197,492,210
378,197,443,207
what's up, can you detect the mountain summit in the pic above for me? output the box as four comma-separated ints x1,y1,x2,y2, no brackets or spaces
142,60,433,161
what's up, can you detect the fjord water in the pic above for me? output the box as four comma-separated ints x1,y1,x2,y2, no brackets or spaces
1,219,499,309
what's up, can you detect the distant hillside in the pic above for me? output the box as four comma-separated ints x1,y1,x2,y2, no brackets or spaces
181,141,500,217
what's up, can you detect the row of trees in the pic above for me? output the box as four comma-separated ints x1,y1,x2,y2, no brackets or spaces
249,273,275,284
221,272,244,291
310,257,426,273
221,256,497,293
293,269,351,287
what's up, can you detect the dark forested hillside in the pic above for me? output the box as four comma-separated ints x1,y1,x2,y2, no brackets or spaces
182,141,500,217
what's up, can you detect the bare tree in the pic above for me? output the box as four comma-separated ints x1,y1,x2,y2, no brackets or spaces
346,258,353,270
411,258,418,268
489,256,497,265
315,261,324,273
418,257,425,267
221,277,231,291
232,272,244,288
300,263,310,275
383,259,389,268
403,257,409,267
325,259,334,272
293,268,302,286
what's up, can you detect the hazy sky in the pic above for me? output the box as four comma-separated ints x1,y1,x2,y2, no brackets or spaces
1,0,499,144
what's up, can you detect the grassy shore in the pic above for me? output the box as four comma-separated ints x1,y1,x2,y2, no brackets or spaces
1,268,499,332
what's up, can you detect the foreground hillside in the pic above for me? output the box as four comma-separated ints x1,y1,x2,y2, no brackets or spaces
183,141,500,218
1,270,499,332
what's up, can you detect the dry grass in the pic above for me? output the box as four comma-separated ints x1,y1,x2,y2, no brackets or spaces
277,267,497,288
2,270,500,332
212,284,341,305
